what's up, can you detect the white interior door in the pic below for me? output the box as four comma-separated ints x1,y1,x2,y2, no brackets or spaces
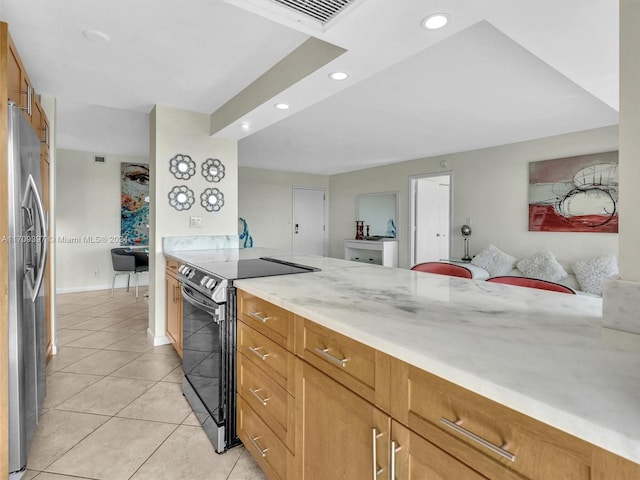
292,188,325,255
412,175,451,265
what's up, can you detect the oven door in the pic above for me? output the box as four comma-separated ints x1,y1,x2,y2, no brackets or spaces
181,284,227,452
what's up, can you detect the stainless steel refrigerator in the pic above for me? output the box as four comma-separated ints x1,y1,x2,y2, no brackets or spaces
7,101,48,479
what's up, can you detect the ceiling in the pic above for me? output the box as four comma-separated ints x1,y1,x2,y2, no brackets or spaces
1,0,619,175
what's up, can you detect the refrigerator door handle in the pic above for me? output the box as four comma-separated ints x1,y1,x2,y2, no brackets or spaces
22,174,48,302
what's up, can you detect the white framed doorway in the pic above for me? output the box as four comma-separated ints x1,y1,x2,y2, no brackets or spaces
292,187,326,256
409,173,452,267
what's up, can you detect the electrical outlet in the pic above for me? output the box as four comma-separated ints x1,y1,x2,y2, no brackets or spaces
190,216,202,228
92,268,99,277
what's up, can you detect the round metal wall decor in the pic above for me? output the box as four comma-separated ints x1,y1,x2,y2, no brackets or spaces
201,158,225,183
168,185,195,211
201,188,224,212
170,154,196,180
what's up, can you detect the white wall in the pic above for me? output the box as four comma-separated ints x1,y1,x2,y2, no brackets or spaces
238,167,329,252
150,106,238,341
329,125,619,269
55,149,149,292
619,0,640,281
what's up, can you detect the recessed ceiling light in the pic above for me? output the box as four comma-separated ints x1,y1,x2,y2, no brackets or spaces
275,103,290,110
329,71,349,81
240,122,251,130
422,13,449,30
82,29,111,43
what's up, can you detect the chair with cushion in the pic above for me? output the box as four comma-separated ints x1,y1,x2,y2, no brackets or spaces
486,276,576,294
111,247,149,297
411,262,473,279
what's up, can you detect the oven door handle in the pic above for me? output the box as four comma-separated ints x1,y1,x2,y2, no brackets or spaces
181,285,221,317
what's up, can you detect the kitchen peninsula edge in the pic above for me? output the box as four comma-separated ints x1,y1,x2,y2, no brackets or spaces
164,248,640,471
231,254,640,470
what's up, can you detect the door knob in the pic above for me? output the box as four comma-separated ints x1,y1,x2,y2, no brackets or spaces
295,224,299,234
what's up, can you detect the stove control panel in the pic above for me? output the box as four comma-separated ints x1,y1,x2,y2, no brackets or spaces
178,263,226,303
178,264,195,279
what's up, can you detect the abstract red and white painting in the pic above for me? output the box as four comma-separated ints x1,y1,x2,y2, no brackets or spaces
528,151,618,233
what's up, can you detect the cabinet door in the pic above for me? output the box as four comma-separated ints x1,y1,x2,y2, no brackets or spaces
165,271,182,357
295,359,390,480
391,421,489,480
31,95,42,137
7,40,22,105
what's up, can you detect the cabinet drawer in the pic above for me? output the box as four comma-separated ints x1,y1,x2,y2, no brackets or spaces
238,397,293,480
238,352,295,450
296,318,378,404
238,291,294,350
392,420,489,479
166,258,180,275
392,362,591,480
238,321,295,394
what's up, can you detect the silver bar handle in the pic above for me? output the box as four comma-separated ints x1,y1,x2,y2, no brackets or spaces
372,428,384,479
248,435,268,458
440,417,516,462
390,440,402,480
248,311,270,323
180,286,219,317
249,388,270,406
314,347,348,368
20,85,33,116
248,346,270,361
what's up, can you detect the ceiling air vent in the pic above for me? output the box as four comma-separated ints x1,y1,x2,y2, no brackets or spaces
272,0,358,25
223,0,367,32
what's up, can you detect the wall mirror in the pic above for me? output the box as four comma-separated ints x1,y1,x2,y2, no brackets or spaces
356,191,398,238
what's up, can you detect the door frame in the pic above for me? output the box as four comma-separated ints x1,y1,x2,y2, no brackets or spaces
409,172,453,267
291,186,328,256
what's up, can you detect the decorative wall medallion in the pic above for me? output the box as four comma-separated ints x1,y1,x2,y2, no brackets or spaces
201,158,225,183
168,185,195,210
170,154,196,180
201,188,224,212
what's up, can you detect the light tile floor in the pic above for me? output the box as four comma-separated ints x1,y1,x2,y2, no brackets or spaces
25,288,266,480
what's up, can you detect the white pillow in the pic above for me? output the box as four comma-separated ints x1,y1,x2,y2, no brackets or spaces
516,251,568,283
572,255,618,296
471,244,516,277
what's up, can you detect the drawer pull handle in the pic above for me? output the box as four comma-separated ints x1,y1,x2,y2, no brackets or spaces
372,428,384,479
248,435,269,458
249,311,271,323
440,417,516,462
249,388,270,406
390,440,402,480
248,346,270,361
314,347,348,368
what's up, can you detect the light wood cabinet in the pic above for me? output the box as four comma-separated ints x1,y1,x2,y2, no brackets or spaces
238,291,295,351
238,396,295,480
294,359,390,480
390,360,591,480
236,288,640,479
237,290,297,480
6,31,35,124
392,420,491,479
165,259,182,357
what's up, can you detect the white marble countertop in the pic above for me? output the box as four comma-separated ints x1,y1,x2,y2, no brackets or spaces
165,249,640,464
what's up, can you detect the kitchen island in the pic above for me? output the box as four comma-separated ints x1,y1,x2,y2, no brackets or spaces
167,249,640,477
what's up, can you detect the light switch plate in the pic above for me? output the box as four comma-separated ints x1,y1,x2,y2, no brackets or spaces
189,216,202,228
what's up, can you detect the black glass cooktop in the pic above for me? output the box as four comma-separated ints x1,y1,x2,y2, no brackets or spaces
201,257,319,280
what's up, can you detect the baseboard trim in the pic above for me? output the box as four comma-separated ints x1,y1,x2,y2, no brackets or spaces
148,329,171,347
56,283,150,295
